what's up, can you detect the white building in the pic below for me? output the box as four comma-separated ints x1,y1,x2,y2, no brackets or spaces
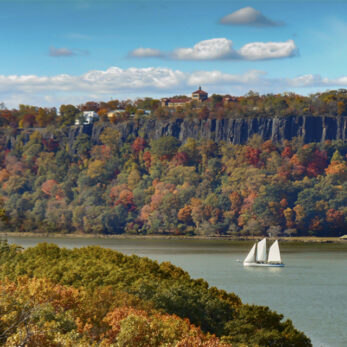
75,111,99,125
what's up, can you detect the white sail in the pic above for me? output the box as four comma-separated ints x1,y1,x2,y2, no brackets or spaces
243,244,256,263
267,240,282,263
256,238,267,262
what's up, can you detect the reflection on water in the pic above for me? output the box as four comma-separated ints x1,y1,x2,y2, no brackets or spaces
243,266,283,274
6,236,347,347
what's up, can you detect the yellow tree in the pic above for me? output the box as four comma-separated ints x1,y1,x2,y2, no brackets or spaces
100,128,121,153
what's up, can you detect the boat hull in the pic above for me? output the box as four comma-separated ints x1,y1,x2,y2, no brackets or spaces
243,262,284,267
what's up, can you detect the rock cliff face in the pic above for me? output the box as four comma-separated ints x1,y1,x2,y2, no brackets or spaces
3,115,347,151
90,115,347,145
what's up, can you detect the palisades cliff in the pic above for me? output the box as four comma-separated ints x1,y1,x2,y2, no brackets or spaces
3,115,347,151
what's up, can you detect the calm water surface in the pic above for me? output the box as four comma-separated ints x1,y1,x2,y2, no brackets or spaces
6,236,347,347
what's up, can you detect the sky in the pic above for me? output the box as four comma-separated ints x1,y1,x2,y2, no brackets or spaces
1,0,347,107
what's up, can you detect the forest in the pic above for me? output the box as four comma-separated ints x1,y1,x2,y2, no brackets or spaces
0,241,311,346
0,90,346,237
0,128,346,236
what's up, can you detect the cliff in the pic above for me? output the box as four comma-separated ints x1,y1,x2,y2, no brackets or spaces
3,115,347,151
90,115,347,145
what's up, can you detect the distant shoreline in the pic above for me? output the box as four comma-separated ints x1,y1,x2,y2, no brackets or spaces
1,232,345,243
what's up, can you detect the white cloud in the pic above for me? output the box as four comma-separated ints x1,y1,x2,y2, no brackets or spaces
289,74,347,87
129,38,297,61
1,66,347,108
239,39,297,60
172,38,238,60
188,70,266,86
0,67,186,96
49,46,89,57
129,47,165,58
220,7,284,27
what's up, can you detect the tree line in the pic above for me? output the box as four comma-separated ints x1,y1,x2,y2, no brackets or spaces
1,89,347,128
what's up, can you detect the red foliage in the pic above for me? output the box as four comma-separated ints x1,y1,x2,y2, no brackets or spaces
0,110,16,125
132,137,147,154
290,154,306,178
80,101,100,112
22,113,36,127
280,198,288,208
239,191,257,216
281,146,293,158
115,189,136,211
171,151,189,166
261,140,276,153
110,184,136,211
41,179,64,200
143,151,152,169
140,182,176,221
245,146,261,166
306,149,327,177
109,184,127,202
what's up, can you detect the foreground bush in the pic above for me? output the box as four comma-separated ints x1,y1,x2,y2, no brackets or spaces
0,242,312,346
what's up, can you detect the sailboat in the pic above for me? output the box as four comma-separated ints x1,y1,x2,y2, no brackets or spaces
243,238,284,267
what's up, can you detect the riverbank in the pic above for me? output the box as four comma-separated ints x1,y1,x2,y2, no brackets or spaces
0,232,345,243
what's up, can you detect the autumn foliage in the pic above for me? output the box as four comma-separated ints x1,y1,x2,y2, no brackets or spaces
0,276,229,346
0,120,346,236
0,242,312,346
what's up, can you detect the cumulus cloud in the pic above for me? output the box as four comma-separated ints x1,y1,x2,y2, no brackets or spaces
220,7,284,27
1,66,347,107
172,38,238,60
129,47,165,58
0,67,186,95
129,38,296,61
239,39,297,60
49,46,89,57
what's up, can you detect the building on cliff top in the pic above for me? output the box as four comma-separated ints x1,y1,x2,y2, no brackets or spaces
192,86,208,101
161,87,208,108
161,98,190,108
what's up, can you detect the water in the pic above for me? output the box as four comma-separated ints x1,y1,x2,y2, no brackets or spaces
5,236,347,347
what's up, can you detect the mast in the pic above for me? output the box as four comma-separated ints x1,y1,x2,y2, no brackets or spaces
256,238,267,263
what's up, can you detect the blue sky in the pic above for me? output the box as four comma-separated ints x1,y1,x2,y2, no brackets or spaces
1,0,347,107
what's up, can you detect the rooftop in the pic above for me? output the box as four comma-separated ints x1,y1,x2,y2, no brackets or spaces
192,86,208,94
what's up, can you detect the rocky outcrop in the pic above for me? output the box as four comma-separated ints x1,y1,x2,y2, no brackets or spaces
3,115,347,152
91,115,347,145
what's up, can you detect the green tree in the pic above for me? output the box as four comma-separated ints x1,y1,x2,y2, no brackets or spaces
59,104,79,126
150,136,180,159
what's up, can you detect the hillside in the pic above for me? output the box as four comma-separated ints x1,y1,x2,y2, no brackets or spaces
0,242,312,346
0,123,346,236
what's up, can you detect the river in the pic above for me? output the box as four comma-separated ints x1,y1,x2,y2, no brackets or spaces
5,236,347,347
